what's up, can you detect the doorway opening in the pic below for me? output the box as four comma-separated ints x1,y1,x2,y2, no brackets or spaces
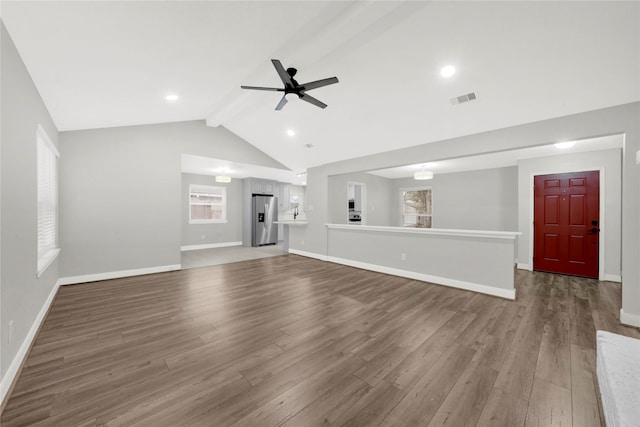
347,182,366,224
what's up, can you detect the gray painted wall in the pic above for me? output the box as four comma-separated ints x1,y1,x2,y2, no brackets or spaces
1,23,59,382
327,227,517,294
390,167,518,231
59,120,286,277
181,173,243,247
289,102,640,322
517,148,622,278
327,172,393,225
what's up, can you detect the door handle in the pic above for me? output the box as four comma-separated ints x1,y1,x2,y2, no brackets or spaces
590,228,600,233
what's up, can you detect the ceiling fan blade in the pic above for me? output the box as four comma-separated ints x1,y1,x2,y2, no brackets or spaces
275,95,288,111
240,85,282,92
299,92,328,109
300,77,339,91
271,59,294,87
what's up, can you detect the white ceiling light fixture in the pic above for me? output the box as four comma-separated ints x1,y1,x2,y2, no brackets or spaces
554,141,576,149
414,170,434,180
215,175,231,183
165,94,179,102
440,65,456,78
286,129,296,137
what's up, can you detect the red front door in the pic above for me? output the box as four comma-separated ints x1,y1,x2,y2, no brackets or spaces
533,171,600,278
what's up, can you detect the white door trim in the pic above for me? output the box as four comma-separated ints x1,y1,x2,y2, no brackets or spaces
529,167,606,280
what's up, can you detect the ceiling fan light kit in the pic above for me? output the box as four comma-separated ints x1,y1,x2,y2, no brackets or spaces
241,59,339,110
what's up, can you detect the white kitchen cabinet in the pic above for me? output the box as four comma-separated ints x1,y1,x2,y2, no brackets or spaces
251,179,276,195
278,184,290,210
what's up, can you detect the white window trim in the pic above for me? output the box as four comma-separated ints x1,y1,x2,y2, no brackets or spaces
399,186,433,228
36,124,60,277
188,184,228,224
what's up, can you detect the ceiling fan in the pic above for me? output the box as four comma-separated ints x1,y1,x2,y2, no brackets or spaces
241,59,339,110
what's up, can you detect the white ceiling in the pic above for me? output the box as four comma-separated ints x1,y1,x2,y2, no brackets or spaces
181,154,307,186
368,134,624,179
2,1,639,174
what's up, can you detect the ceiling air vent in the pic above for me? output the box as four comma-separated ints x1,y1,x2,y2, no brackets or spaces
450,92,477,105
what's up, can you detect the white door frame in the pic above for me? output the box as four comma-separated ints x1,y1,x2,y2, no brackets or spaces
528,166,606,281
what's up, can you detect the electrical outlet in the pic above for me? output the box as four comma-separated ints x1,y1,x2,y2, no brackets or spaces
400,253,406,261
201,234,206,240
8,320,14,344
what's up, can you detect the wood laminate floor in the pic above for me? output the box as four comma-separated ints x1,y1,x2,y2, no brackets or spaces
180,244,285,270
2,254,639,426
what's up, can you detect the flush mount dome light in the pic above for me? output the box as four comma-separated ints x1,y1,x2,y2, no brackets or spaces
554,141,576,149
286,129,296,137
165,94,179,101
414,170,434,180
440,65,456,78
215,175,231,183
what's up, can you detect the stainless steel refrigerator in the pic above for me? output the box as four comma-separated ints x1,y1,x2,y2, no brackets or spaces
252,195,278,246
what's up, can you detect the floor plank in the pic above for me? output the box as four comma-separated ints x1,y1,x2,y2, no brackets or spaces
524,378,572,427
2,254,639,426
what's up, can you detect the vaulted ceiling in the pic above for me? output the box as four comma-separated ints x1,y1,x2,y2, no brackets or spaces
2,1,639,174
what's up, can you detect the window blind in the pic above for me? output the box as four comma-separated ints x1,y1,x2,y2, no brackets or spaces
37,125,59,273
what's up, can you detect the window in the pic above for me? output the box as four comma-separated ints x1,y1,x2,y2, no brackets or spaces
189,185,227,223
289,185,304,212
37,125,60,276
401,188,432,228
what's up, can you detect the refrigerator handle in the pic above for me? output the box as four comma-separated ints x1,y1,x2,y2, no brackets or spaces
265,203,269,227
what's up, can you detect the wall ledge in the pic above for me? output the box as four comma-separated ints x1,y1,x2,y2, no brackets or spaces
325,224,521,240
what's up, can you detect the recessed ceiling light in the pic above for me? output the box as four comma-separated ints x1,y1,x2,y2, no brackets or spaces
554,141,576,149
286,129,296,137
165,94,179,101
440,65,456,78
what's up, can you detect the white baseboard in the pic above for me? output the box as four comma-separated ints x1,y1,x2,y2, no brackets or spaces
326,256,516,300
1,279,61,407
288,249,328,262
604,274,622,283
58,264,182,286
620,309,640,328
180,241,242,251
517,263,532,271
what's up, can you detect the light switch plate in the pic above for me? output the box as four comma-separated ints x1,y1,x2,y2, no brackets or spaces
636,150,640,165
